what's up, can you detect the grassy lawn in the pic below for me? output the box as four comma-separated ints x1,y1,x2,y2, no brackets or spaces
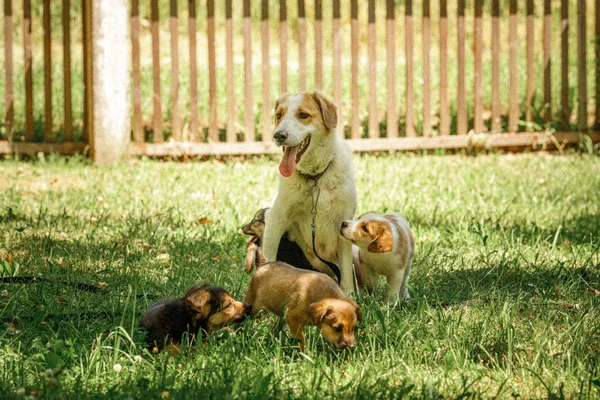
0,153,599,398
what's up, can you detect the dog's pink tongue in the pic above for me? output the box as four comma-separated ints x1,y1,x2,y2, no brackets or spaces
279,145,298,177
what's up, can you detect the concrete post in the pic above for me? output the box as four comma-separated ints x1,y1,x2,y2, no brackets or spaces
91,0,130,164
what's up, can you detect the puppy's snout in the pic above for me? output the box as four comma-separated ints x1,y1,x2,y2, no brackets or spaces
241,223,252,235
340,221,350,235
273,130,288,144
338,340,356,350
243,304,253,315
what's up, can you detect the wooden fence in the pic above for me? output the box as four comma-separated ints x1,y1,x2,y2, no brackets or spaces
1,0,600,159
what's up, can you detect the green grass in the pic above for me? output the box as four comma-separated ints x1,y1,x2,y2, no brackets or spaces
0,153,599,398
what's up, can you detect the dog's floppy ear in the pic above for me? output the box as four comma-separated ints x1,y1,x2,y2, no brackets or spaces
186,290,213,318
312,92,338,130
274,95,289,113
346,298,363,321
309,300,334,326
367,222,393,253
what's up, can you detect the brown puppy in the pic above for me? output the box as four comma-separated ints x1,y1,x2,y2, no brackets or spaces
140,284,249,352
244,244,362,350
242,208,315,274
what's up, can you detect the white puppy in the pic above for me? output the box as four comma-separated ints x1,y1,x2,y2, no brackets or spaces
340,212,415,304
262,92,357,293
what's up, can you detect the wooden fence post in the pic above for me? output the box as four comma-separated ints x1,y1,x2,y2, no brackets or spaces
91,0,130,163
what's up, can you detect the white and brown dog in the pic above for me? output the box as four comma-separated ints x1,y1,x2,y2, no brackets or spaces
340,212,415,304
262,92,357,294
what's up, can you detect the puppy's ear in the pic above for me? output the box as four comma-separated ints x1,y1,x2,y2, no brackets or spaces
355,305,363,321
346,298,363,321
256,208,268,222
312,92,338,130
367,223,393,253
186,290,212,318
309,300,334,326
274,95,289,112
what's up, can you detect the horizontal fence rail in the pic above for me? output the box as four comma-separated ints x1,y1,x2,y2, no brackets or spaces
0,0,599,158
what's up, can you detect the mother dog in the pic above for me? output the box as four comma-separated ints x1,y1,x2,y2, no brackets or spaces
262,92,357,294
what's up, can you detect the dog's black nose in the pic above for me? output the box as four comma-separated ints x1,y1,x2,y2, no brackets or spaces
341,221,349,229
273,130,288,143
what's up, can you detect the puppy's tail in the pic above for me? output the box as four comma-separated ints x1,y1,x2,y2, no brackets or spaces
244,242,269,274
244,243,270,274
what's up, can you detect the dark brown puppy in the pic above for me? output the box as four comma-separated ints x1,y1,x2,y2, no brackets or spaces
140,284,249,352
242,208,314,273
244,245,362,351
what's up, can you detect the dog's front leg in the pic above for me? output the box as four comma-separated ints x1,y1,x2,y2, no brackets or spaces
262,208,286,262
339,239,354,294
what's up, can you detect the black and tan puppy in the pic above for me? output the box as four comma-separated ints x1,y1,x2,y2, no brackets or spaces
244,244,362,350
140,284,249,352
242,208,314,273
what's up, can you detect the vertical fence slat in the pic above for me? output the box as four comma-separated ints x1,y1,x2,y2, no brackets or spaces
43,0,53,141
170,0,181,141
525,0,534,130
62,0,72,141
225,0,234,142
4,0,13,139
439,0,449,136
151,0,162,142
131,0,143,142
243,0,254,141
596,0,600,127
509,0,518,133
474,0,483,134
456,0,466,135
543,0,552,123
82,0,93,143
491,0,501,132
298,0,306,92
561,0,569,127
422,0,431,137
405,0,415,136
207,0,218,141
386,0,397,138
24,0,33,140
280,0,288,94
262,0,271,139
367,0,377,138
332,0,342,133
577,0,587,131
225,0,237,143
314,0,323,92
350,0,359,138
189,0,199,141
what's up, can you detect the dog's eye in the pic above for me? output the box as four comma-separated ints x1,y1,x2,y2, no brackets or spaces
333,325,343,332
223,302,232,309
275,113,282,121
361,225,369,233
298,112,310,119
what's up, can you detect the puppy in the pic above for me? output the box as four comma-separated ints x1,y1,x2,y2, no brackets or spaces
140,284,249,352
340,212,415,304
262,92,357,293
244,244,362,350
242,208,315,273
